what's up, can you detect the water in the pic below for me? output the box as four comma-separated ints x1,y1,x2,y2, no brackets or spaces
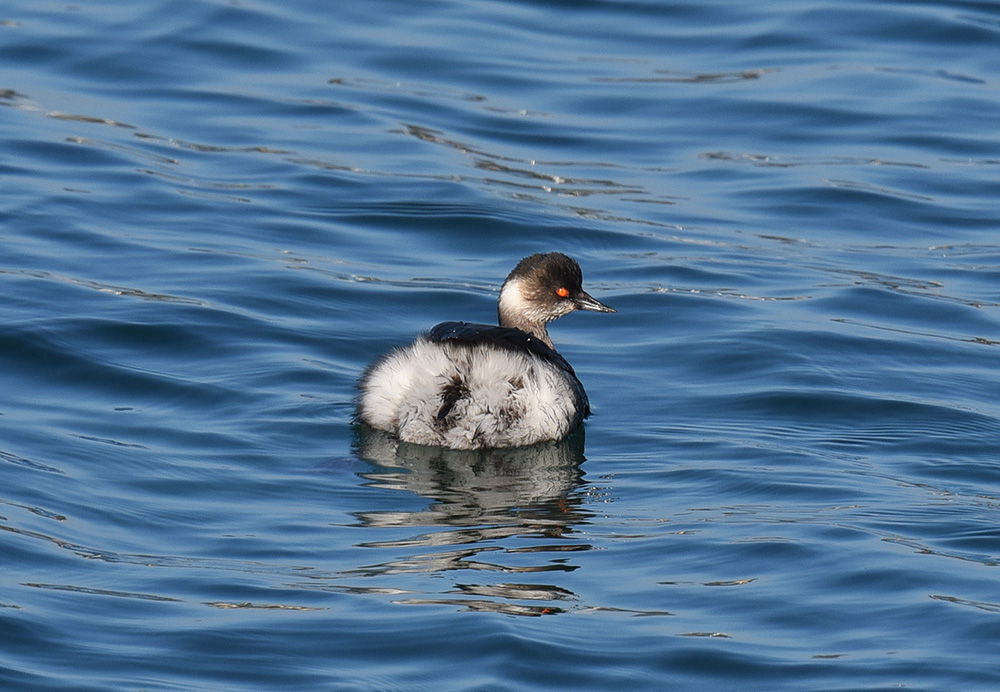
2,0,999,689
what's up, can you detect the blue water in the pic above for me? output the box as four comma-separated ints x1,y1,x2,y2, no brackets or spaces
2,0,1000,689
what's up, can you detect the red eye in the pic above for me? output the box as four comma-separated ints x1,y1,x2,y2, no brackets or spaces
556,287,569,298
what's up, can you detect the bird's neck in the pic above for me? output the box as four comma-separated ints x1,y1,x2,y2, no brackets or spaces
498,280,554,348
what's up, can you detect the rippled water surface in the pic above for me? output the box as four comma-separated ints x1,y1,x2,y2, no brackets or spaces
3,0,1000,690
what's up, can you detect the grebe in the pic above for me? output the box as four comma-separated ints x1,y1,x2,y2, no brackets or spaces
356,252,615,449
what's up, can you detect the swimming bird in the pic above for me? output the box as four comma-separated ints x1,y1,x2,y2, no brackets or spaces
356,252,616,449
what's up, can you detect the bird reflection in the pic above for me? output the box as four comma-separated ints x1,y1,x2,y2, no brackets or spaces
348,426,593,615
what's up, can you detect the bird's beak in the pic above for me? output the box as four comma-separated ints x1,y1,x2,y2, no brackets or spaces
574,291,616,313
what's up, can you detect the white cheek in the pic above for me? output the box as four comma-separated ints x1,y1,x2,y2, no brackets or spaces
500,279,555,325
498,279,528,317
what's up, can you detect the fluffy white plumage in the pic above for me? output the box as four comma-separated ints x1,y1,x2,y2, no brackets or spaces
357,337,584,449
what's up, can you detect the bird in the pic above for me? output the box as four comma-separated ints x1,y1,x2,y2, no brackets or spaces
356,252,615,449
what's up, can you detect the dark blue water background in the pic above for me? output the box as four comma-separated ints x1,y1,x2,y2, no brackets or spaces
2,1,1000,690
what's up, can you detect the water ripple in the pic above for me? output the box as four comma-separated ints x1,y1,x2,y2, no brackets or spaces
4,0,1000,689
